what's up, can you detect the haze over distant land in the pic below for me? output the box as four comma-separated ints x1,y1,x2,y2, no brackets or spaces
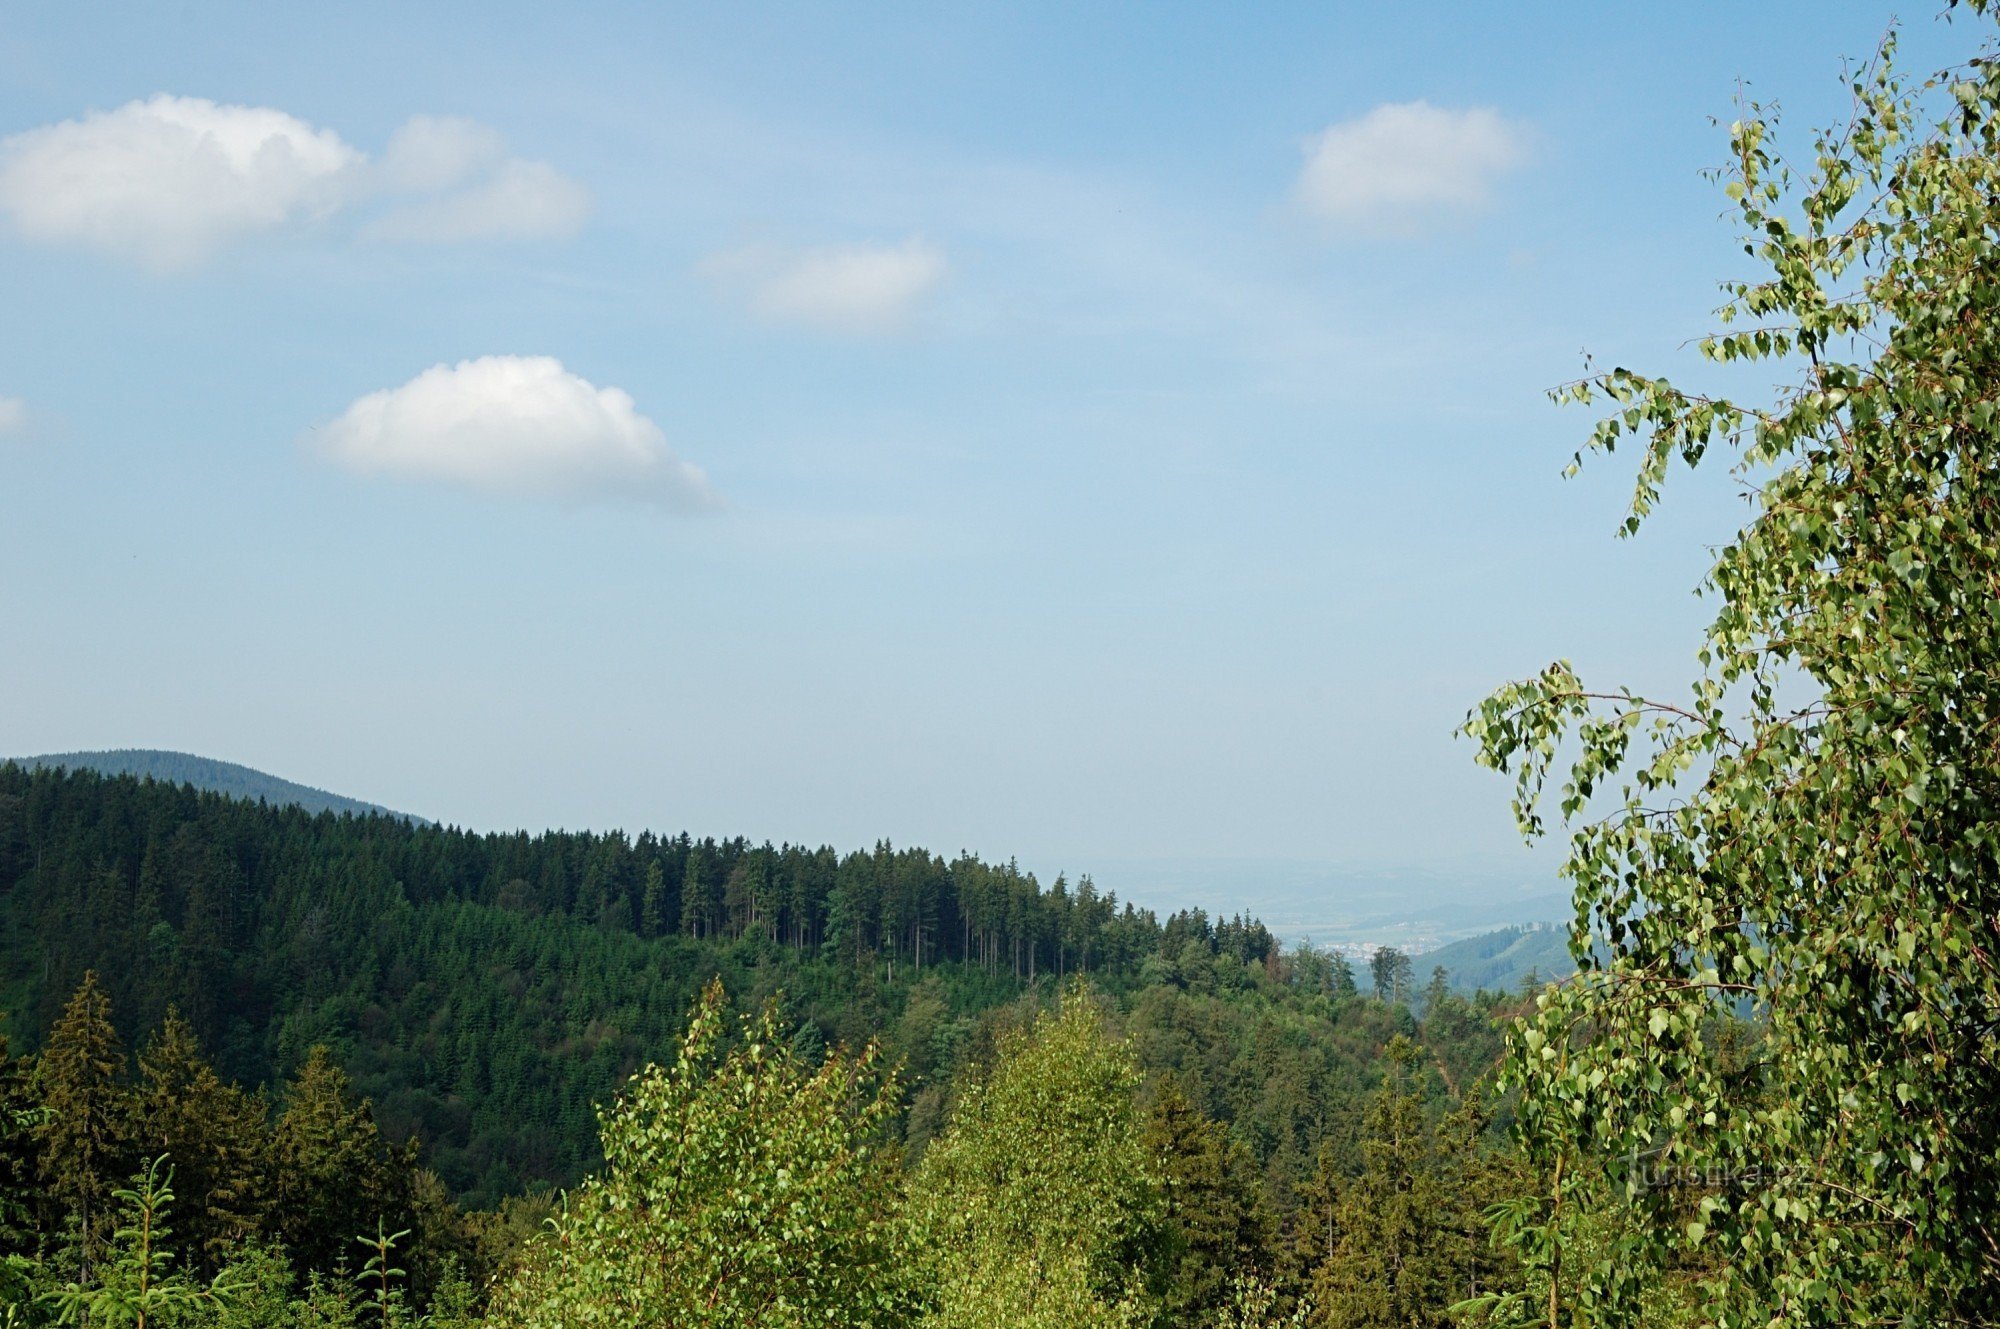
1085,856,1567,951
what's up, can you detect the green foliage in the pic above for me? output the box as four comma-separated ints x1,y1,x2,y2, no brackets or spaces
1464,11,2000,1324
1300,1039,1516,1327
42,1156,237,1326
1144,1079,1275,1326
270,1050,396,1279
908,986,1165,1328
32,972,129,1279
0,766,1536,1326
133,1011,268,1273
0,1080,46,1324
1214,1274,1312,1329
175,1242,303,1329
353,1221,411,1328
491,979,908,1327
1368,948,1413,1004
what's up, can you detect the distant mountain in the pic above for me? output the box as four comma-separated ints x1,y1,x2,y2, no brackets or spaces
7,749,428,824
1421,922,1577,993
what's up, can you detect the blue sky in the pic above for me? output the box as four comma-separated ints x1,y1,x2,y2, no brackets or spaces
0,2,1964,924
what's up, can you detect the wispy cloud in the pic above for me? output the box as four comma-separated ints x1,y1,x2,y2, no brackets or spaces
1295,101,1526,234
0,96,590,270
0,395,24,436
312,356,716,511
703,237,947,336
367,115,589,243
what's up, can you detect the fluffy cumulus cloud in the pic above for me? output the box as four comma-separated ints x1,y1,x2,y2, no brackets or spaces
0,96,359,270
1296,101,1526,233
0,395,24,436
704,237,947,336
313,356,716,511
0,97,589,270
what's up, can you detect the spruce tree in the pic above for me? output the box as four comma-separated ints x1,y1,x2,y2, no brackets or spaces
271,1046,392,1275
639,859,668,938
1305,1038,1511,1328
32,970,130,1279
134,1008,270,1272
1145,1078,1276,1327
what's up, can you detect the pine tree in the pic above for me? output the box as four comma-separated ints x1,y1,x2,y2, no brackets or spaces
32,970,130,1279
1305,1038,1511,1327
134,1008,270,1272
271,1047,392,1275
1145,1078,1276,1327
639,859,668,939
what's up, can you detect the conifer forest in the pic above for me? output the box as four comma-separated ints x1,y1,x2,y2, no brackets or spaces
8,2,2000,1326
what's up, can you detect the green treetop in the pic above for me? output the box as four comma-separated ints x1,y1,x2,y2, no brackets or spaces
33,972,130,1282
490,978,909,1328
133,1009,270,1274
908,986,1166,1329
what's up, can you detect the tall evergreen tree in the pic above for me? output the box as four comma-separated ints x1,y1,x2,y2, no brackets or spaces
1145,1078,1276,1327
32,970,130,1279
639,859,668,939
134,1008,270,1272
1305,1038,1511,1328
271,1046,394,1275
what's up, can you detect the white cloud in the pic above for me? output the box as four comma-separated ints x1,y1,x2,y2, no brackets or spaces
369,158,591,243
0,396,24,435
704,237,947,336
313,356,716,511
1296,101,1526,233
0,95,361,270
0,97,590,269
377,114,507,194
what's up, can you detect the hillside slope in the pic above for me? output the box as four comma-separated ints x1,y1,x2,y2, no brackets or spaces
1423,923,1576,992
8,749,426,823
0,763,1511,1205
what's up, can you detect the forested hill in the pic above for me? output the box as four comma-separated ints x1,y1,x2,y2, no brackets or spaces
1421,923,1575,991
0,762,1492,1207
9,749,427,823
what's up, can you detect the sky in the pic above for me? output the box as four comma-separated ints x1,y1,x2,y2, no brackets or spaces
0,2,1970,929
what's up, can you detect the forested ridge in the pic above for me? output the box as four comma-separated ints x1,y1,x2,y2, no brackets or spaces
0,761,1456,1202
0,762,1530,1324
9,751,422,825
